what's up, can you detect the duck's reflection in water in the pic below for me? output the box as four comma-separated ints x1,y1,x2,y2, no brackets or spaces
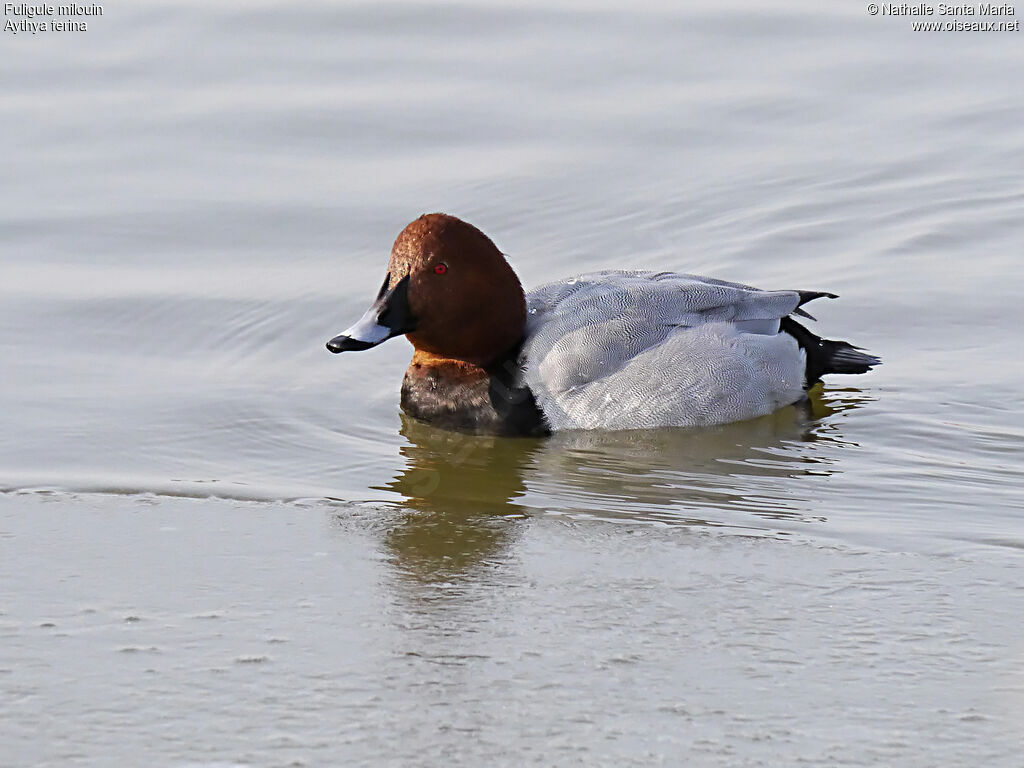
376,417,544,583
379,387,869,582
531,390,857,526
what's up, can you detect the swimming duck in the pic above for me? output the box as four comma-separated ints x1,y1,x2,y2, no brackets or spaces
326,213,879,436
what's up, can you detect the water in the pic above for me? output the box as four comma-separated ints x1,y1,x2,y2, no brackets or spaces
2,1,1023,765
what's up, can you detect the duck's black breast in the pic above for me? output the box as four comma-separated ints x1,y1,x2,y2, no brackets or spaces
400,348,549,437
486,346,550,437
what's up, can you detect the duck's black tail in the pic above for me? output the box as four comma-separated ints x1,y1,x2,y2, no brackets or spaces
781,316,880,387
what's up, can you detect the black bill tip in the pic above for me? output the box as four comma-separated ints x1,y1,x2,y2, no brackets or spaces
326,335,377,353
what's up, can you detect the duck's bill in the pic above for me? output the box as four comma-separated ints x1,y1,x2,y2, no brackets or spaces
326,274,415,353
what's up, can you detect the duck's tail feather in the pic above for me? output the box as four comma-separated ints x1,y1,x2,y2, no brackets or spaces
827,344,882,374
792,290,838,321
780,316,880,386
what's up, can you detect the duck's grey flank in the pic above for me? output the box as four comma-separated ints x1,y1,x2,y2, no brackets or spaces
520,271,879,431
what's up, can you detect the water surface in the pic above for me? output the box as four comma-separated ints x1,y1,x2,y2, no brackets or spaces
2,1,1023,765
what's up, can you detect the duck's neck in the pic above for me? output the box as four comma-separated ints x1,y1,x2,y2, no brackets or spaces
400,345,548,436
409,348,487,371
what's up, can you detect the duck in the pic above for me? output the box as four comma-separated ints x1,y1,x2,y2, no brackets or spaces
326,213,879,436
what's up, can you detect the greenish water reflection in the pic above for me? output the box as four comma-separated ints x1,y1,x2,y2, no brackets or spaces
377,417,543,582
378,388,869,581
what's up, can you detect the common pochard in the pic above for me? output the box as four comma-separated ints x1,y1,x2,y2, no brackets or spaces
327,213,879,436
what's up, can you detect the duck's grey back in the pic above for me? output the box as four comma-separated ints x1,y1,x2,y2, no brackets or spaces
520,271,809,430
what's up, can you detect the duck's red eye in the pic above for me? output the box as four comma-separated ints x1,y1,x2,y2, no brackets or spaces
434,263,448,275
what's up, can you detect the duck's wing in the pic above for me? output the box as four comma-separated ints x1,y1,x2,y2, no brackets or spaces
525,270,832,336
520,271,832,430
